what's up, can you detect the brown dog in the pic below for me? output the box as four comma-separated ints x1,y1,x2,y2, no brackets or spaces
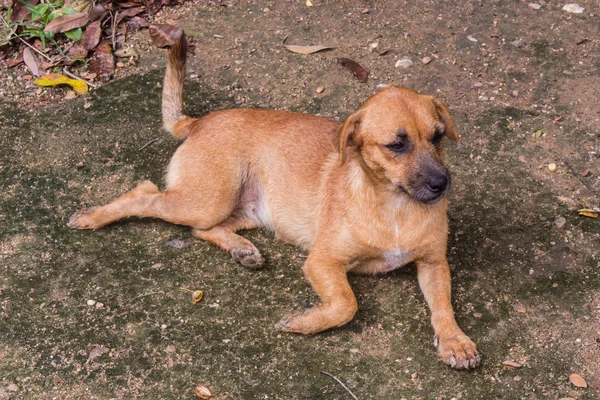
68,34,480,369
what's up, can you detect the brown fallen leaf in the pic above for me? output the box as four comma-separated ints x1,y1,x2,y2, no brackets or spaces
89,40,115,83
44,12,90,33
11,0,38,23
149,24,182,48
502,360,522,369
67,44,88,60
23,48,42,77
128,16,150,29
194,383,212,398
115,6,146,25
577,209,598,218
88,4,108,21
569,373,587,388
80,19,102,51
284,44,334,55
580,169,590,177
336,57,369,83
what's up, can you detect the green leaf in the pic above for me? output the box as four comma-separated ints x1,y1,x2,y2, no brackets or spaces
64,27,83,41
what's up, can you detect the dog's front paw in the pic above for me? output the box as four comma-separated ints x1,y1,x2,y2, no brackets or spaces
231,247,264,269
67,207,101,230
434,332,480,369
276,310,312,334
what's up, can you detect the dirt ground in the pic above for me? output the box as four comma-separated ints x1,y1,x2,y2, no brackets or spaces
1,0,599,399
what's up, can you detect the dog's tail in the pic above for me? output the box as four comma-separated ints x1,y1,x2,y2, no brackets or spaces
162,32,193,139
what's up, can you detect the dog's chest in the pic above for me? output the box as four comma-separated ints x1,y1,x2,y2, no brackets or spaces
382,249,415,271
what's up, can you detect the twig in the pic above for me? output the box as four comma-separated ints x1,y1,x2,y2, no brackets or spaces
63,67,98,89
132,290,164,300
111,10,119,51
320,371,359,400
562,158,600,198
139,138,159,151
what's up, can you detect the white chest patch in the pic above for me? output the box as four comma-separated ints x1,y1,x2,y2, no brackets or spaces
382,249,414,271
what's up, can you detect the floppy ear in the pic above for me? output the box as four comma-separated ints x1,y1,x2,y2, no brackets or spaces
338,111,363,165
432,98,459,141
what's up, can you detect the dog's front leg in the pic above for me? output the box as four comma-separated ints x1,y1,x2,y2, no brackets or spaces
417,257,480,369
278,254,357,335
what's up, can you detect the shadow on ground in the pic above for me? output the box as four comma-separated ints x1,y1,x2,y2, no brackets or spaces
1,1,599,399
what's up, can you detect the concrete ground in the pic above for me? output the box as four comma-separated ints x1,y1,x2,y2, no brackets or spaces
1,1,599,399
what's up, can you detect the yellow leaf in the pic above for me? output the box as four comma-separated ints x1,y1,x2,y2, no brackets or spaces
34,73,89,94
306,0,313,6
577,209,598,218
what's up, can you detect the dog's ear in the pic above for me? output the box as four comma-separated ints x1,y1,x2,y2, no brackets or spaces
338,111,363,164
432,98,459,141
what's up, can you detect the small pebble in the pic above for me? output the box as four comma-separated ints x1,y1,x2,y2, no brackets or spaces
349,348,359,353
473,82,484,87
479,96,489,101
554,216,566,229
473,312,482,318
95,302,104,308
548,163,557,172
422,56,432,65
369,42,379,49
510,39,525,48
528,3,541,9
151,263,164,269
315,86,325,93
7,383,19,392
166,239,188,249
514,375,521,382
575,338,582,343
86,299,96,306
395,57,413,68
511,90,519,98
161,324,168,330
166,344,176,353
222,339,231,344
552,282,559,288
563,4,584,13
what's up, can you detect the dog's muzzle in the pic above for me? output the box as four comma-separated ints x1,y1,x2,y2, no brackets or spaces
403,172,451,204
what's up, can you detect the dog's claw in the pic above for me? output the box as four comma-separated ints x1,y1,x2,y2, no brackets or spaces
231,247,264,269
435,332,480,370
67,207,100,230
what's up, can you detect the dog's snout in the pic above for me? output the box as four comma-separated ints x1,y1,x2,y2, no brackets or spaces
426,175,449,194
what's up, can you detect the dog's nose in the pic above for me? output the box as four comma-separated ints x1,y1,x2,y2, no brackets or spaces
426,175,448,194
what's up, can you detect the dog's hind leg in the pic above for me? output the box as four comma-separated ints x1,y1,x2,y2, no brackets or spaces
68,180,235,231
192,213,264,268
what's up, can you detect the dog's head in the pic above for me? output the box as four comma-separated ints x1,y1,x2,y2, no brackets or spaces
339,87,458,204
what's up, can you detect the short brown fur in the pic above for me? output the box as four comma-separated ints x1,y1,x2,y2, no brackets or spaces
68,33,480,369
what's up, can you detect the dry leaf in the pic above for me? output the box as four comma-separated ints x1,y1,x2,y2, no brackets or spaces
149,24,182,48
89,40,115,83
114,48,138,58
128,16,150,29
515,303,527,313
68,44,88,59
194,383,212,398
35,73,89,93
192,290,204,303
306,0,313,6
23,48,42,77
577,209,598,218
80,19,102,51
569,373,587,388
44,12,90,33
115,6,146,25
89,4,108,21
502,360,522,369
336,57,369,83
284,45,334,55
11,0,38,22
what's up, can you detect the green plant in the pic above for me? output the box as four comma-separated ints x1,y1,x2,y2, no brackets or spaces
1,0,83,49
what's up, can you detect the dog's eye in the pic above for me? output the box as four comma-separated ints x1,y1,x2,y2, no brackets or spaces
386,140,408,153
431,130,444,145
